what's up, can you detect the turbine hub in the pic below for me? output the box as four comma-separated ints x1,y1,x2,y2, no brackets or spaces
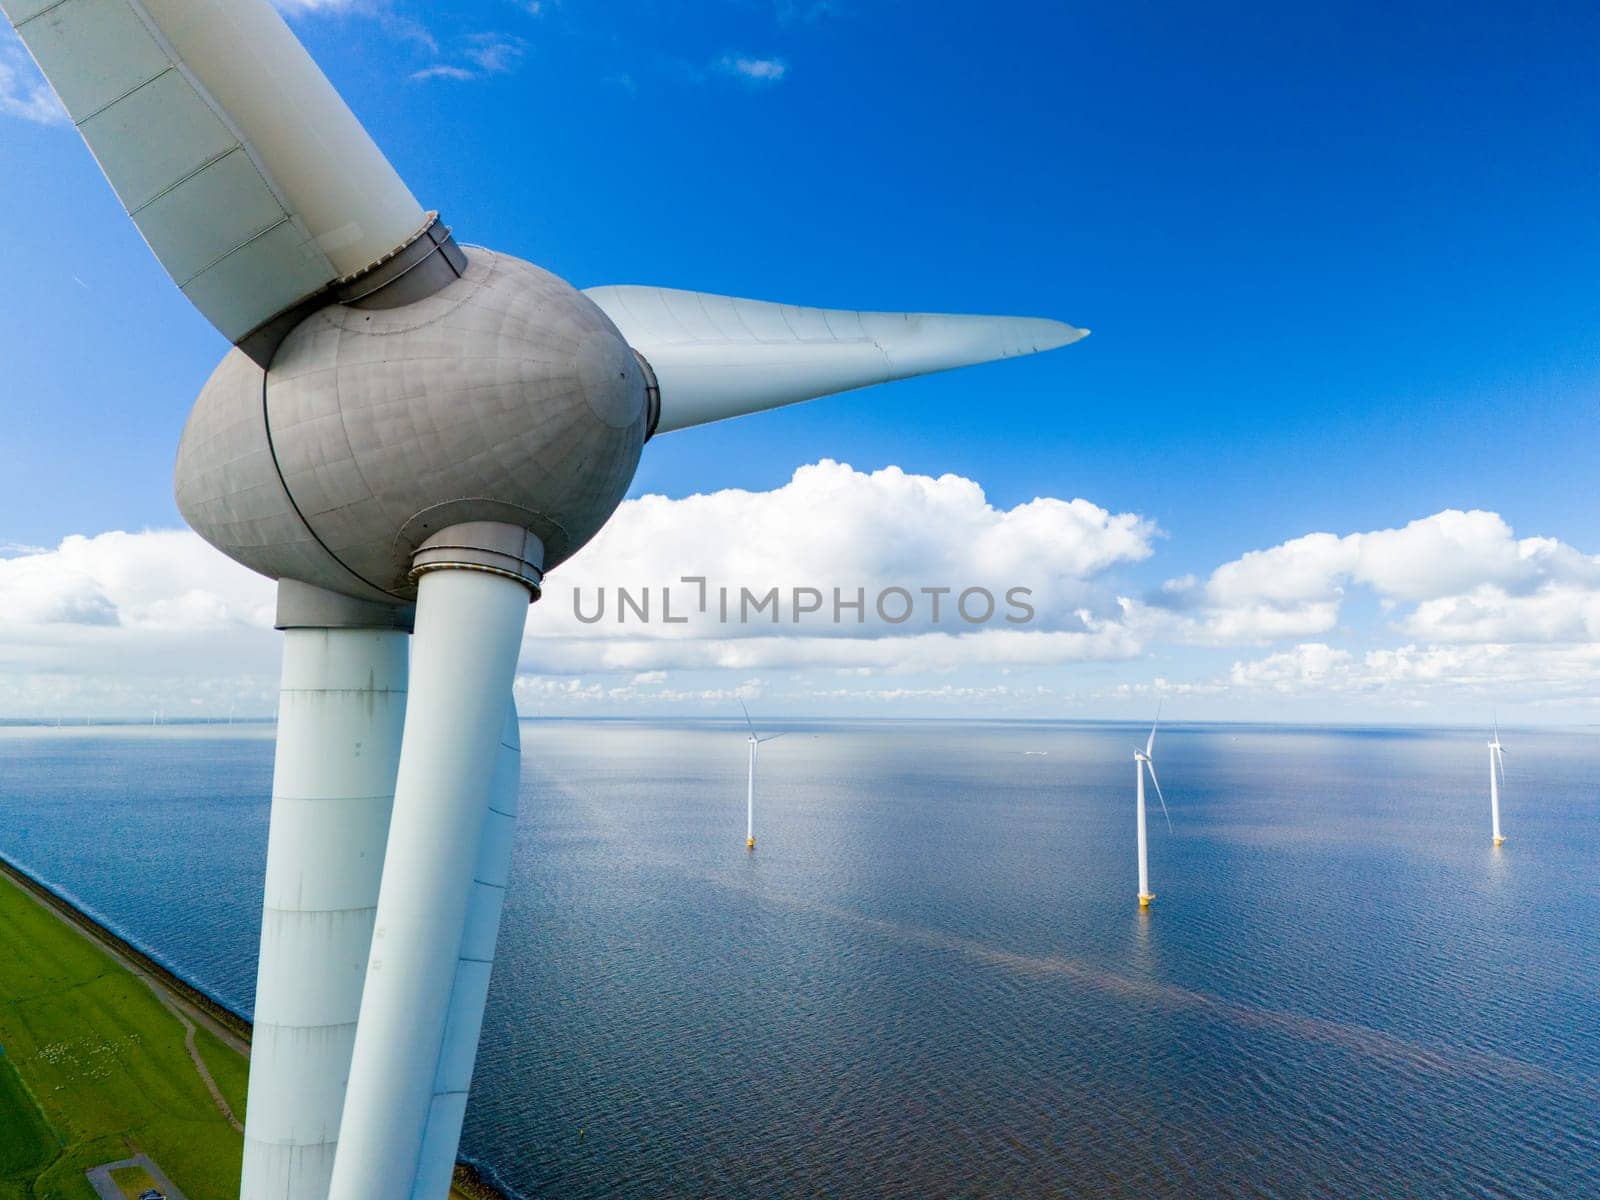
175,249,649,605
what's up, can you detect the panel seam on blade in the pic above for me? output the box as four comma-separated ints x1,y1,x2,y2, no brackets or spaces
176,214,295,288
70,64,171,127
129,142,247,218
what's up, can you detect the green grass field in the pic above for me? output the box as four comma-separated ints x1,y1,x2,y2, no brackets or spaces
0,1048,58,1198
0,872,245,1199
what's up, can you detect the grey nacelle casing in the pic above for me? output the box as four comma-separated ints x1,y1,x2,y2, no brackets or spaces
175,249,648,604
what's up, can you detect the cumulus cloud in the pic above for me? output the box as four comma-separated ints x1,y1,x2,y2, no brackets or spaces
1226,641,1600,707
0,36,67,126
0,463,1153,714
1400,582,1600,644
1147,509,1600,647
1228,643,1358,692
0,533,277,717
529,460,1156,670
0,532,272,632
2,477,1596,718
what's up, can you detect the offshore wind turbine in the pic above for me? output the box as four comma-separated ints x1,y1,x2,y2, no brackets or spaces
1134,711,1171,908
1489,719,1508,846
0,3,1087,1197
740,702,784,850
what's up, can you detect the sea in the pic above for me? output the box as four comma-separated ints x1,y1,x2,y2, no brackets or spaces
0,720,1595,1199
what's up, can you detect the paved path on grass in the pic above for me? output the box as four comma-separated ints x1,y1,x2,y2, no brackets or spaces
153,991,242,1132
85,1153,190,1200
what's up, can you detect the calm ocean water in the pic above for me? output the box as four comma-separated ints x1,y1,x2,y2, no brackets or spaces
0,720,1595,1198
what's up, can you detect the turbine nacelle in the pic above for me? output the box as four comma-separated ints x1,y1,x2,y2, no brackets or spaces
175,249,648,606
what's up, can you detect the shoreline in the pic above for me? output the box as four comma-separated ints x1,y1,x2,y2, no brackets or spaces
0,851,515,1200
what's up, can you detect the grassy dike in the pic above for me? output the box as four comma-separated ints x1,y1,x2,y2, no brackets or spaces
0,866,243,1198
0,861,508,1200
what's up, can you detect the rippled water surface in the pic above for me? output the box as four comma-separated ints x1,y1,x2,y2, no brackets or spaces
1,720,1596,1198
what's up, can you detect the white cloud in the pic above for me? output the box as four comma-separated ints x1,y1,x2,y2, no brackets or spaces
522,627,1142,676
1228,643,1357,692
413,32,526,82
528,460,1155,671
2,475,1596,719
1149,509,1600,647
514,675,762,709
1400,583,1600,644
719,54,788,84
463,33,526,73
268,2,441,56
0,463,1152,714
1,36,67,126
1225,640,1600,707
0,532,277,718
0,532,272,632
411,64,478,82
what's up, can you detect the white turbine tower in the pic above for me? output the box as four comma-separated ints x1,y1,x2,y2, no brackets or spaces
1134,711,1171,908
1488,719,1508,847
740,702,784,851
0,3,1089,1197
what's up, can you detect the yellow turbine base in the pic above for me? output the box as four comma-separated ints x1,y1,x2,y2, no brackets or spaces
1494,836,1505,846
1138,892,1155,908
747,837,756,850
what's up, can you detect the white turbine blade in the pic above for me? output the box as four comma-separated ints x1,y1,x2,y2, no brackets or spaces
739,699,758,737
2,0,426,346
758,732,787,744
582,285,1088,434
1146,704,1162,759
1495,745,1507,789
1146,761,1172,832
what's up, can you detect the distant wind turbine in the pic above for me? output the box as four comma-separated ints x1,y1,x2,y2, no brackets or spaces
1488,719,1508,847
1134,709,1172,908
741,702,784,850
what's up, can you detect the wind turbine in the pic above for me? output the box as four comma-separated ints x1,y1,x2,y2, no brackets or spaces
0,4,1088,1198
1134,710,1171,908
1488,719,1507,846
740,702,784,850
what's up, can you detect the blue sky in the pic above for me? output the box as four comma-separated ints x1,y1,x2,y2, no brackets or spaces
1,1,1598,721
